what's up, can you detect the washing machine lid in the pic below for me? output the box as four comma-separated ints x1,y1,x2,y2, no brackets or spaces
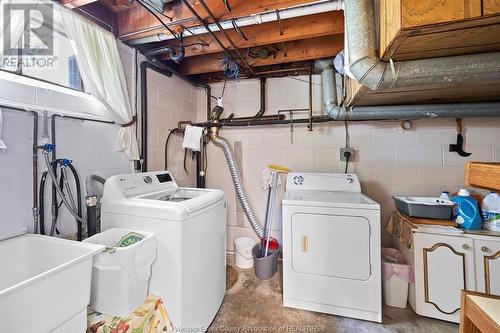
283,190,379,209
102,172,225,221
132,187,225,217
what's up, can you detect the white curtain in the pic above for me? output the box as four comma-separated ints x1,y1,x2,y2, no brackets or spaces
60,6,139,160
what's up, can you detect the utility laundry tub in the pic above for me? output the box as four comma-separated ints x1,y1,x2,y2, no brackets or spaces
0,232,104,333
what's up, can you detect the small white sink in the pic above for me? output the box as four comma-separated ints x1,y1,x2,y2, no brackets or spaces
0,233,104,333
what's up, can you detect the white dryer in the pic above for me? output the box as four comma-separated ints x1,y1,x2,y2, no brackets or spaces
282,173,382,322
101,171,226,332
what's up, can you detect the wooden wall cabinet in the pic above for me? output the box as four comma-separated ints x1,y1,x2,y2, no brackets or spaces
344,0,500,106
484,0,500,15
379,0,500,61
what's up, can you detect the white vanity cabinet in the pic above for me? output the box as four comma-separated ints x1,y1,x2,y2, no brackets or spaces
473,238,500,295
399,228,500,323
413,233,475,323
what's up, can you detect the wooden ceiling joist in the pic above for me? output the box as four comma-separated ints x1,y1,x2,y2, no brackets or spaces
60,0,98,8
177,34,344,75
162,11,344,58
118,0,319,41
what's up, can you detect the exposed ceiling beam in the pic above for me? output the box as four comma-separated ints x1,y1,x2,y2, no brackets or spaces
161,11,344,58
177,34,344,75
118,0,319,41
60,0,98,9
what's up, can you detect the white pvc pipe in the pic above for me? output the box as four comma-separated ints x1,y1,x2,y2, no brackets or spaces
129,0,343,45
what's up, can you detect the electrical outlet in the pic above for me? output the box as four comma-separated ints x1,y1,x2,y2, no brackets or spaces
340,147,355,162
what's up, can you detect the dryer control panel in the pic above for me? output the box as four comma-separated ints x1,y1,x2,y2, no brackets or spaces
286,173,361,192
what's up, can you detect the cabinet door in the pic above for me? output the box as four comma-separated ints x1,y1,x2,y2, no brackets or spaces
401,0,482,28
474,239,500,295
483,0,500,15
414,233,475,323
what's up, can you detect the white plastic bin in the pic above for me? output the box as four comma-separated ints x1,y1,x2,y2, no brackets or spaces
382,247,412,309
234,237,256,269
84,228,156,317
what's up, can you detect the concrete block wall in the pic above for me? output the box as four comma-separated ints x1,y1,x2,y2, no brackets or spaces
196,77,500,249
0,109,132,238
118,43,198,187
0,42,198,238
144,68,197,186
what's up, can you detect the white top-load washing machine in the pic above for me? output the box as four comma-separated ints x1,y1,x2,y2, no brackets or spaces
282,173,382,323
101,171,226,332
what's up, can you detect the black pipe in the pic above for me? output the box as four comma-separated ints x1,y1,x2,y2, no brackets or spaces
144,44,185,63
195,151,205,188
86,202,97,237
196,85,212,189
194,115,333,128
39,160,65,236
65,163,83,241
39,171,48,235
51,116,59,235
206,85,212,121
54,115,114,124
308,69,313,131
139,60,211,185
253,78,266,118
30,111,39,234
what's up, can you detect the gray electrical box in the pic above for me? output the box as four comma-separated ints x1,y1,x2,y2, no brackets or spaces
340,147,355,161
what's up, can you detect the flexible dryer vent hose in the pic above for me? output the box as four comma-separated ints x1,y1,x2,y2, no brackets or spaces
210,135,264,238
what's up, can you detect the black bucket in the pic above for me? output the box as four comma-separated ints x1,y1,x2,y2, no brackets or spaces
252,244,279,280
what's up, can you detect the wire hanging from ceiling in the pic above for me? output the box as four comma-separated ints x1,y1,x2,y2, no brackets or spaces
180,25,210,47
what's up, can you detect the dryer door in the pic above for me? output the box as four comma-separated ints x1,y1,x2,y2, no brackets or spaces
291,212,371,280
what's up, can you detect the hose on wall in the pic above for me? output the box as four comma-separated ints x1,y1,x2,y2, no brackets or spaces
42,151,87,234
210,135,264,238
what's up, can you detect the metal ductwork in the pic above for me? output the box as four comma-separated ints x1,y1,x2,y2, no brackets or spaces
344,0,500,90
316,58,500,120
314,0,500,120
146,0,175,13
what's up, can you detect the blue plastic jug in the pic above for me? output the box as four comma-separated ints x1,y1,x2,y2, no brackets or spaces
451,189,482,230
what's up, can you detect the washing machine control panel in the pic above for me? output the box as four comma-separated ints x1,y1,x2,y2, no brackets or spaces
117,171,177,197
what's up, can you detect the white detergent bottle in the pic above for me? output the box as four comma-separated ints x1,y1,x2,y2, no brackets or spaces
482,192,500,232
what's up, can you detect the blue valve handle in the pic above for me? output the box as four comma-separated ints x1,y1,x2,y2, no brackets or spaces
38,143,55,152
61,159,73,167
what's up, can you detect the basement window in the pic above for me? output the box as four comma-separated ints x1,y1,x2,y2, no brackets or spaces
0,1,84,92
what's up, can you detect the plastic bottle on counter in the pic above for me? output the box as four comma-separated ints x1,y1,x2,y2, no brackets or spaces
451,189,482,230
481,192,500,232
440,191,450,201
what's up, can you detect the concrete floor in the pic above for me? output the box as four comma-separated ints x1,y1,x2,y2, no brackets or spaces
210,260,458,333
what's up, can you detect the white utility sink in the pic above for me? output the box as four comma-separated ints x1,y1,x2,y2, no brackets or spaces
0,231,104,333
